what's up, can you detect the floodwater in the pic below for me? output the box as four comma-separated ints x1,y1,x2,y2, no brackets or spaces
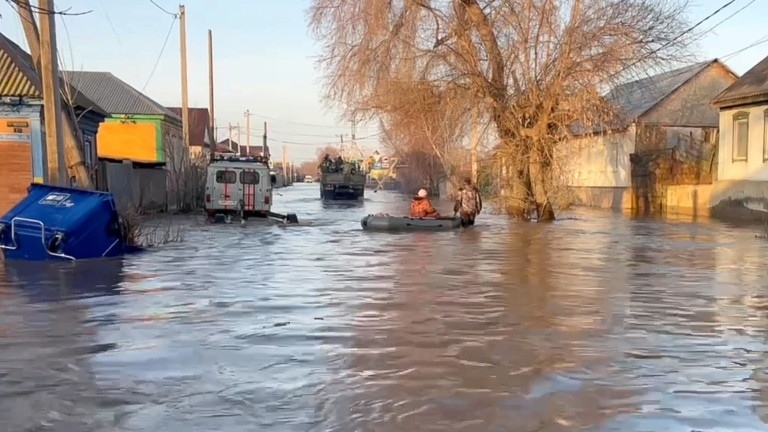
2,184,768,431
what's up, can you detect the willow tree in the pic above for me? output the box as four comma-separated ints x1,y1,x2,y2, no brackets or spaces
309,0,693,220
376,80,468,193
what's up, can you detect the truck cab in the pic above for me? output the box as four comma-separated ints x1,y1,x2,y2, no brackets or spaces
204,154,276,221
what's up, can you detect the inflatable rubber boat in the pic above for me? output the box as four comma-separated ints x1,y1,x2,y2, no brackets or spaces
360,214,462,232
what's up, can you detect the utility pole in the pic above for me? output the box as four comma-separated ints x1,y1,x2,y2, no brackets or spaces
227,121,232,149
39,0,66,185
207,29,215,162
244,110,253,155
470,107,480,183
337,134,347,159
282,145,288,183
237,122,241,153
179,5,190,150
16,0,92,188
262,122,269,160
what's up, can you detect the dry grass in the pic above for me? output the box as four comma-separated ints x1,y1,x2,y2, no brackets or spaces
121,208,184,248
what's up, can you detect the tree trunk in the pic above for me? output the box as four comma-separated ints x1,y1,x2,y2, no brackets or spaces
529,147,556,222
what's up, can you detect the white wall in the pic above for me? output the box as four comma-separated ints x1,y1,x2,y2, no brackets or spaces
565,125,635,188
718,105,768,181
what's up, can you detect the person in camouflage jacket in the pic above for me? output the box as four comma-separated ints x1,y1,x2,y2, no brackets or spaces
453,177,482,227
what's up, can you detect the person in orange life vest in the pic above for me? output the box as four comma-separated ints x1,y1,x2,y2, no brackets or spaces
410,188,441,218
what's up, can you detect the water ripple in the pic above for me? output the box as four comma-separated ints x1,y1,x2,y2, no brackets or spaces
2,185,768,431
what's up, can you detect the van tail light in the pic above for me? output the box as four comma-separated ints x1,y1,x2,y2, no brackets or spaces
205,194,211,203
264,195,270,205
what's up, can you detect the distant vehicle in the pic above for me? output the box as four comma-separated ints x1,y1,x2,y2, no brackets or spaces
304,175,314,183
319,161,365,200
204,154,276,221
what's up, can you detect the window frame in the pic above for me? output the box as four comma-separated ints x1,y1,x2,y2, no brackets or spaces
215,170,237,184
763,109,768,162
239,170,260,185
732,111,749,162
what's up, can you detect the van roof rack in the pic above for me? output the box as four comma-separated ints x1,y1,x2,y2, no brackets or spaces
212,154,269,164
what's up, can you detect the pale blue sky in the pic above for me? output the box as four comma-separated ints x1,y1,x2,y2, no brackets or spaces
1,0,766,162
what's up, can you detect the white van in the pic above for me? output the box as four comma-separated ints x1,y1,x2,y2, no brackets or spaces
204,154,276,221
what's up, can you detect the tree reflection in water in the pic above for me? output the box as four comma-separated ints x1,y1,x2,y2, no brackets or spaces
316,221,638,431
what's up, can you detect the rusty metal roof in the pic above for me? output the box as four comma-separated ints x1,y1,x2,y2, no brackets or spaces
0,33,41,98
168,107,213,146
0,32,107,117
712,54,768,107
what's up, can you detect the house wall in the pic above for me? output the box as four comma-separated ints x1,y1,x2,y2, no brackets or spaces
0,104,44,216
717,105,768,181
97,115,165,163
641,62,738,127
565,125,635,209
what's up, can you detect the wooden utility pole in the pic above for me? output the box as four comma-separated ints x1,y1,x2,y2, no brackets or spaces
262,121,269,159
208,29,215,162
282,144,288,183
227,121,232,149
39,0,66,185
237,122,241,151
16,0,92,188
179,5,190,149
470,107,480,183
244,110,252,155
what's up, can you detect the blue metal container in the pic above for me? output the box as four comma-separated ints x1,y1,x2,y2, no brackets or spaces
0,184,139,261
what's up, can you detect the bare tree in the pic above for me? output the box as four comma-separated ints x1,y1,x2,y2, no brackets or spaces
308,0,695,220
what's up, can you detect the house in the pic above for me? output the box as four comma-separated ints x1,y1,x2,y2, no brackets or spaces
168,107,214,160
707,54,768,217
215,142,237,156
239,145,265,157
566,59,739,211
64,71,182,165
0,32,108,215
65,71,184,211
217,138,239,153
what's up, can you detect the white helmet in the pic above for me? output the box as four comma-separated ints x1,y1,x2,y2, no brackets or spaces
417,189,428,198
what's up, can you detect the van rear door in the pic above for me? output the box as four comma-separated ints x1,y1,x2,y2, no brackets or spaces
239,168,263,210
214,168,238,209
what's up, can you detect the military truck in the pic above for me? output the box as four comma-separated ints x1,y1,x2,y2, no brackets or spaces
319,161,365,200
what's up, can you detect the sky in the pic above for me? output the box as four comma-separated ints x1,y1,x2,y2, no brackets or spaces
0,0,767,163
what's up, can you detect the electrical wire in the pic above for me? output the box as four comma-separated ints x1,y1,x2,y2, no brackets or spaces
141,15,177,92
147,0,176,17
614,0,739,78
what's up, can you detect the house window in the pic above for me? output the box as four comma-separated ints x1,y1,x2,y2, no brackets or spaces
240,170,260,185
215,170,236,184
733,112,749,162
764,109,768,161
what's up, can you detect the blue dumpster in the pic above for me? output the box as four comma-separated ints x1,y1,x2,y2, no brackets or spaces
0,184,140,261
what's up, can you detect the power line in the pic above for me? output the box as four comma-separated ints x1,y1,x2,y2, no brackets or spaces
98,0,122,47
142,15,177,92
147,0,176,17
722,33,768,61
614,0,739,79
701,0,755,34
243,111,374,130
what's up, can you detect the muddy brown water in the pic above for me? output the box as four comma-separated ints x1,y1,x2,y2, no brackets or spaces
2,183,768,431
